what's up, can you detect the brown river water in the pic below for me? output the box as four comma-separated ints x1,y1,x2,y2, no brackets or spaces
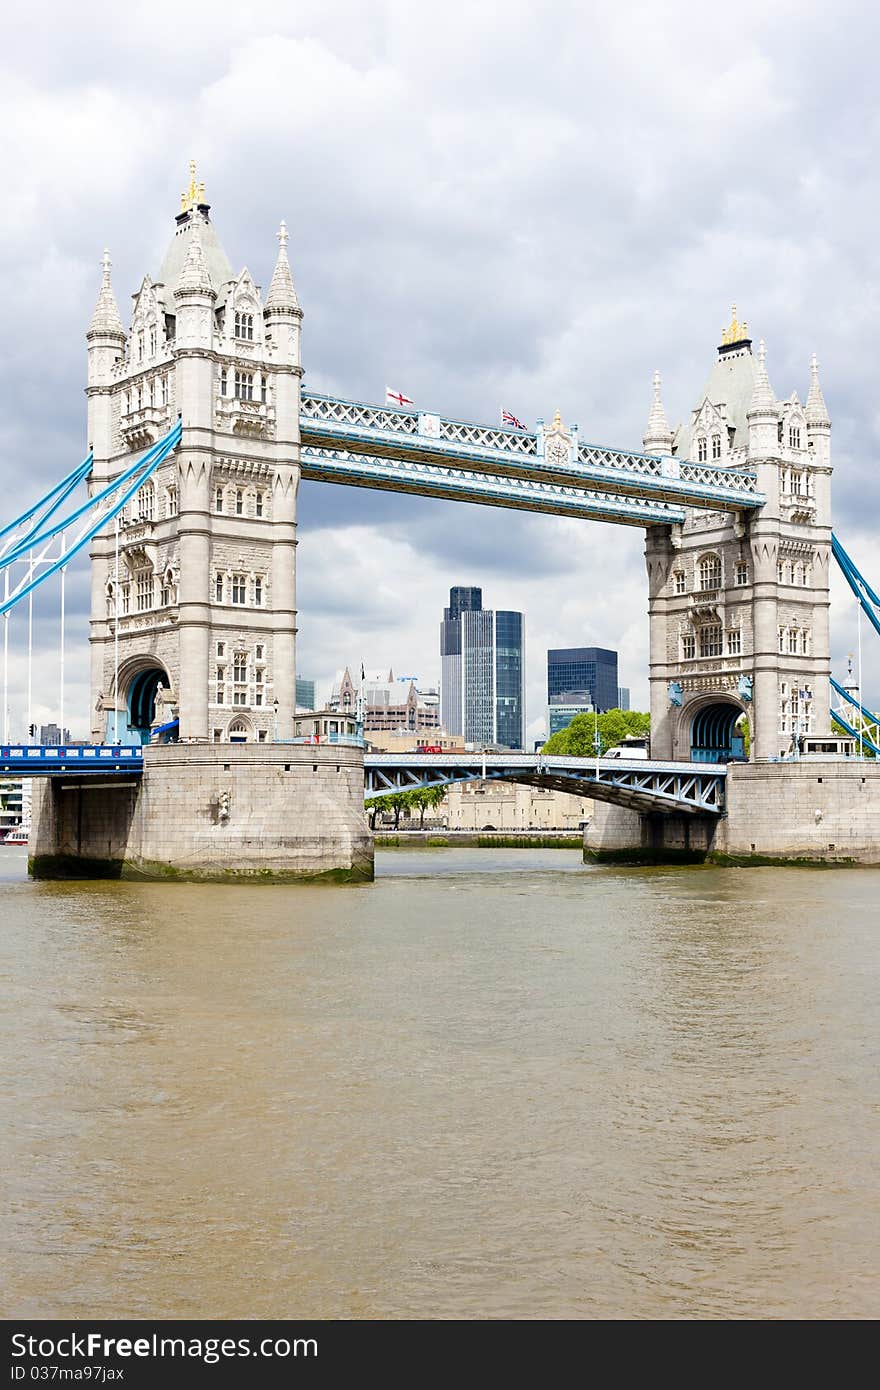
1,846,878,1320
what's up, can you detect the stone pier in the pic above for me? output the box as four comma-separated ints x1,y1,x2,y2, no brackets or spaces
29,744,372,882
585,760,880,866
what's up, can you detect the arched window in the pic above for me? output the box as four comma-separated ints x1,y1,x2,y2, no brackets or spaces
260,375,267,404
219,367,227,397
228,720,250,743
697,436,708,462
235,489,244,516
673,570,686,594
234,311,254,341
159,374,167,406
215,487,223,513
255,491,264,518
789,425,801,449
215,573,224,603
697,553,721,590
711,434,721,459
149,326,157,356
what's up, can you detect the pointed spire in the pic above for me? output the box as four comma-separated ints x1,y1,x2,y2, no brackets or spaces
265,219,300,312
805,351,830,426
644,369,674,450
174,222,214,297
748,338,776,414
88,248,125,338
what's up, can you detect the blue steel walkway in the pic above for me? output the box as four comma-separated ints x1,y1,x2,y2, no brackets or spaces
0,745,144,775
364,753,727,816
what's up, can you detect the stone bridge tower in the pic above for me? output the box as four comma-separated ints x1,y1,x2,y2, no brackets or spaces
86,164,302,744
644,309,832,763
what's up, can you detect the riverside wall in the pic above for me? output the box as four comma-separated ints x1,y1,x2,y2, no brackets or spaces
29,743,373,881
584,760,880,866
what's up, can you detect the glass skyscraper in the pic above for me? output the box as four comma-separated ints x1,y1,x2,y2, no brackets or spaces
547,647,619,714
440,588,524,749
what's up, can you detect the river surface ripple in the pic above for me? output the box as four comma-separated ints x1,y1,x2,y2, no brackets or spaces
1,848,878,1319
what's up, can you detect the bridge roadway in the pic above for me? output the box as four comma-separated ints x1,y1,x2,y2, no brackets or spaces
298,392,766,522
1,746,726,817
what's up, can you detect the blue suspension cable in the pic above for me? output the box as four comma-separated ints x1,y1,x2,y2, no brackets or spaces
831,533,880,641
0,420,182,617
0,423,180,573
0,454,93,544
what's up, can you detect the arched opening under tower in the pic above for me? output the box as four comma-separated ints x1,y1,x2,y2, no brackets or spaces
690,702,747,763
126,667,169,744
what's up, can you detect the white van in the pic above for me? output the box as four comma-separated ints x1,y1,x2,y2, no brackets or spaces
603,745,649,760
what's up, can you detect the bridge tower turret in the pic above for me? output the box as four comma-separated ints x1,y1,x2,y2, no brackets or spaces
87,165,303,745
646,308,833,763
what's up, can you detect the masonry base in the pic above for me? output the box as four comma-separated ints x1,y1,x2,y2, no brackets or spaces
584,760,880,866
28,743,373,882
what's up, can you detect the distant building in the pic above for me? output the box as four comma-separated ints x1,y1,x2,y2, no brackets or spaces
293,710,359,743
440,587,524,749
548,701,593,736
617,686,630,711
295,677,316,711
547,647,618,714
39,723,71,746
0,778,31,833
364,728,465,753
328,667,440,733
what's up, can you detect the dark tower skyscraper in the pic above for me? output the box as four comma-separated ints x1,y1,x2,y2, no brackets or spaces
441,587,524,748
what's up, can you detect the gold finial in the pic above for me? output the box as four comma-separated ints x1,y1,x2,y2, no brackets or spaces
180,160,207,213
552,408,563,431
721,303,749,346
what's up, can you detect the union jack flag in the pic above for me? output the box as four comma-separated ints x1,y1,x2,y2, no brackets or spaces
385,386,415,408
501,408,526,429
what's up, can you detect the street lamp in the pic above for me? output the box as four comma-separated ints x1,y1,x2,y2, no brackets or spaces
273,698,279,742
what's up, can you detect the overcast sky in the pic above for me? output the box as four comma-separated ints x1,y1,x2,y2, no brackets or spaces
2,0,879,740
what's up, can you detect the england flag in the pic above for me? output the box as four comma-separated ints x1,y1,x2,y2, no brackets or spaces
385,386,415,408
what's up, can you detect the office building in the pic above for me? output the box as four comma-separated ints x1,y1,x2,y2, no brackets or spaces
39,723,71,746
548,701,593,736
440,587,524,749
295,677,316,711
617,686,630,711
547,647,619,714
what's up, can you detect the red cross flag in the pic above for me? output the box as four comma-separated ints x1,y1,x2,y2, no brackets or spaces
385,386,415,408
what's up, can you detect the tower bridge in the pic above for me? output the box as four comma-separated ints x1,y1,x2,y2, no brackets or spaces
9,165,880,877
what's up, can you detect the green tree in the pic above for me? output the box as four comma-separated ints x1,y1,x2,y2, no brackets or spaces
365,783,449,829
543,708,650,757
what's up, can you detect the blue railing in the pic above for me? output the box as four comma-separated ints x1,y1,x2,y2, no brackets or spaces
0,745,145,775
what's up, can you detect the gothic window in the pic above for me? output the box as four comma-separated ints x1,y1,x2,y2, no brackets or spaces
235,489,244,516
681,632,696,660
253,576,263,606
726,628,742,656
231,574,246,605
149,326,157,356
121,584,130,615
217,687,224,705
136,384,143,410
234,370,254,401
159,374,167,407
165,485,177,517
217,642,225,658
215,573,224,603
228,720,249,740
788,628,799,655
260,375,267,404
802,563,811,587
213,729,222,743
673,571,686,594
697,436,708,462
234,311,254,341
711,434,721,459
138,330,144,362
216,666,224,684
789,426,801,449
215,487,223,513
697,554,721,590
135,569,153,612
735,561,749,586
778,626,786,652
219,368,227,397
801,628,812,654
255,491,264,518
699,625,723,658
138,483,154,522
160,573,171,606
255,644,264,661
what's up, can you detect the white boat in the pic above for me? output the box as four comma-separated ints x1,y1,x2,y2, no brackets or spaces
2,825,29,845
